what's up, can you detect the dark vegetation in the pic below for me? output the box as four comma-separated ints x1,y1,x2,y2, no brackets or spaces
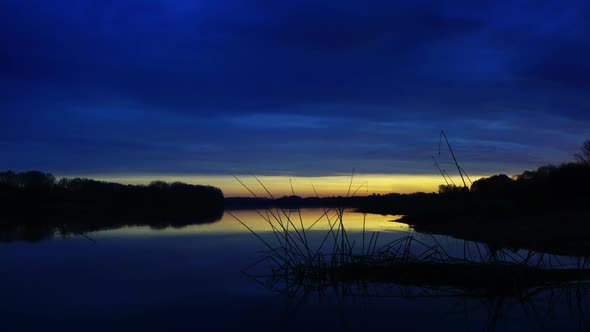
0,171,224,241
359,161,590,223
361,140,590,223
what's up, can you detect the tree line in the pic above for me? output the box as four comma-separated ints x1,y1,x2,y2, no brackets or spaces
0,171,224,222
376,139,590,224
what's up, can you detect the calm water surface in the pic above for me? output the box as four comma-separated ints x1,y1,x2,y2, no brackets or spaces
1,209,588,331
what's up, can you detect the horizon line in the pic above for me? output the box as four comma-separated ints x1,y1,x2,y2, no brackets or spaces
46,173,495,197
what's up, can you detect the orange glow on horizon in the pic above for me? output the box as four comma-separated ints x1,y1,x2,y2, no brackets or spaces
57,173,487,197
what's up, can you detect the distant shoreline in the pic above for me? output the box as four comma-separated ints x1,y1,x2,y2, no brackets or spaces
0,171,225,223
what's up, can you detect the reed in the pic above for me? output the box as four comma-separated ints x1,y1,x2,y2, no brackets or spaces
230,174,590,296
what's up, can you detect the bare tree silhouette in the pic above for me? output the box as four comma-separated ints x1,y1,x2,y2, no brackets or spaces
575,140,590,164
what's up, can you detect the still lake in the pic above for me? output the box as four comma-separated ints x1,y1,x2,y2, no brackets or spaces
1,208,588,331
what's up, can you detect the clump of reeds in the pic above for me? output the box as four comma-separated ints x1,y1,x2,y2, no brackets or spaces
229,173,590,296
227,172,377,290
226,174,439,289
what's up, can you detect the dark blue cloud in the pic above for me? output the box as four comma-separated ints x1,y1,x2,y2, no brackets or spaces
1,0,589,177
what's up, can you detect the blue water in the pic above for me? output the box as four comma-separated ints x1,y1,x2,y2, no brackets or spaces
1,209,588,331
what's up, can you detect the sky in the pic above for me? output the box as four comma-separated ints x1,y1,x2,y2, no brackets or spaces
1,0,589,196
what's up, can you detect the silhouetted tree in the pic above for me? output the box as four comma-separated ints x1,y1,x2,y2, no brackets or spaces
19,171,56,190
536,165,558,176
0,170,55,190
471,174,513,194
149,180,170,190
438,184,464,194
575,140,590,164
0,171,225,222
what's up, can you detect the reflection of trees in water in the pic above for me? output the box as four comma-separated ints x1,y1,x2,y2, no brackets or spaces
0,171,226,242
413,222,590,258
0,211,223,243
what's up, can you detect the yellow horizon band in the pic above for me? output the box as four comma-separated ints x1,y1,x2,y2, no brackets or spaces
55,173,488,197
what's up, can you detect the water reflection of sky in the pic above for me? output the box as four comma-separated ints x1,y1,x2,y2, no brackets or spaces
1,209,590,331
93,209,409,237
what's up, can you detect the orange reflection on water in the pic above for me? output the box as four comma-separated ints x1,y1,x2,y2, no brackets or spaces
222,208,409,233
95,208,409,237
